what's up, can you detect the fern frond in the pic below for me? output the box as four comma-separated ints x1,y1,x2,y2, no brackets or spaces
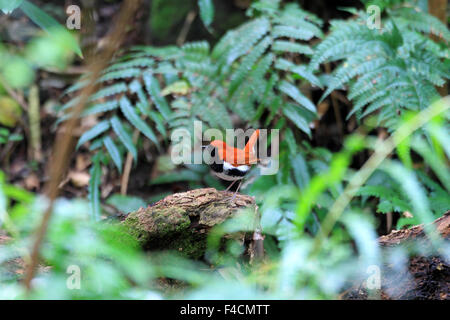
110,116,137,162
283,103,311,137
229,35,271,96
272,40,314,56
312,8,449,127
81,101,119,117
103,136,122,173
89,83,128,102
119,96,159,146
98,68,142,82
77,120,110,149
391,7,450,41
278,80,316,113
143,72,172,120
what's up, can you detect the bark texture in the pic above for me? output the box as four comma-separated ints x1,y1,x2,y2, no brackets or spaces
122,188,257,259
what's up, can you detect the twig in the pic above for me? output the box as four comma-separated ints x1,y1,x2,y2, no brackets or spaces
176,11,197,47
23,0,142,292
28,85,42,162
251,205,265,262
120,128,140,195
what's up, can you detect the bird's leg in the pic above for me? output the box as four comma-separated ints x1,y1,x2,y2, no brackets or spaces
224,179,237,192
230,180,243,202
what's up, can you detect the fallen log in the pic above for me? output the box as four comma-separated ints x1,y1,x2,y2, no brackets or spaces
122,188,258,259
343,211,450,300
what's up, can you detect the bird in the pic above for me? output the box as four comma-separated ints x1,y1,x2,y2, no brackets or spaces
204,129,260,200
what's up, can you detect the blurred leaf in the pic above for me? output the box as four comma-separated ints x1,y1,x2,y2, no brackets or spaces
106,194,146,213
161,80,190,96
26,29,76,70
88,155,102,221
382,161,436,235
291,153,310,190
1,57,34,88
0,0,23,14
76,120,110,149
150,169,201,185
20,1,83,58
103,136,122,173
198,0,214,30
0,96,22,127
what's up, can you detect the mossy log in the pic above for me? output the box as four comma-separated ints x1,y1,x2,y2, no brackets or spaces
122,188,258,259
343,211,450,300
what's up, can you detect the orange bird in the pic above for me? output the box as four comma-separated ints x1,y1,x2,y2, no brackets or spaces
205,129,260,199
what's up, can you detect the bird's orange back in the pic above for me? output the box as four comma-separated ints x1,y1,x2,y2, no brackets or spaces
210,130,259,166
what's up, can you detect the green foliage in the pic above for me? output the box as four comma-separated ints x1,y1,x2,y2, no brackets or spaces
106,194,146,214
358,111,450,228
150,0,194,42
0,128,23,144
310,6,449,128
0,0,82,57
0,0,23,14
62,1,324,215
0,9,81,89
198,0,214,31
2,0,446,300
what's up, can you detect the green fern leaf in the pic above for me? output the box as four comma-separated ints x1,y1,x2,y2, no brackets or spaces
110,116,137,162
283,103,311,137
275,58,321,88
278,80,316,113
89,82,128,102
119,96,159,146
143,73,171,120
77,120,110,149
272,25,314,41
229,36,271,96
88,154,102,220
81,101,119,117
98,68,142,83
104,57,154,72
103,136,123,173
198,0,214,30
272,40,314,55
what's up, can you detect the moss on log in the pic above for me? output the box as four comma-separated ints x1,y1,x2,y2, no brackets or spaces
122,188,256,259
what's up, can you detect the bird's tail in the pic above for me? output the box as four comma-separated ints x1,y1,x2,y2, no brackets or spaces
244,129,260,160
